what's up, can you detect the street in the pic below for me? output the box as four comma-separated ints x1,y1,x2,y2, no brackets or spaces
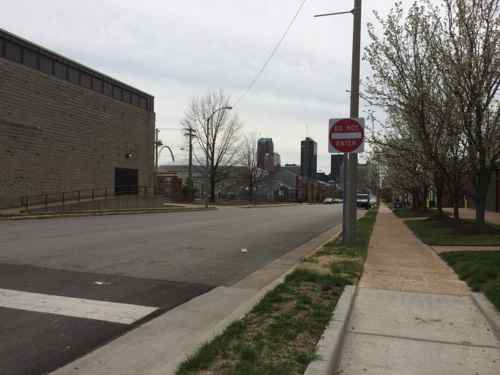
0,204,342,374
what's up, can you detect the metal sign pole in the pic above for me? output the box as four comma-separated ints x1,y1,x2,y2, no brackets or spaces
346,0,362,242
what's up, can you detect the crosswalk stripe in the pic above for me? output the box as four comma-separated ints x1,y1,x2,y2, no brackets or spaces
0,288,158,324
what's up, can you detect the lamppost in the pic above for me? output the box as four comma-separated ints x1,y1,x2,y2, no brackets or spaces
205,106,233,208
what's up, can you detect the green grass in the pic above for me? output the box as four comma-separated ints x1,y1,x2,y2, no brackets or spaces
441,251,500,311
405,215,500,246
392,208,435,219
177,271,345,375
318,208,378,261
176,209,378,375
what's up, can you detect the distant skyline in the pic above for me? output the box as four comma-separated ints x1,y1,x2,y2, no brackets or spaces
2,0,417,171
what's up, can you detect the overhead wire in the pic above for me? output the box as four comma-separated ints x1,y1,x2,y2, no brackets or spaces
233,0,308,108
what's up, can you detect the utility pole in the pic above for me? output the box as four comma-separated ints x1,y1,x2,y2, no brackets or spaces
205,117,210,209
154,129,162,195
315,0,362,243
185,127,195,202
346,0,362,242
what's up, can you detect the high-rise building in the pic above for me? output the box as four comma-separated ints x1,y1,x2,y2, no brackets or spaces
331,154,344,182
300,137,317,179
264,153,281,172
257,138,274,169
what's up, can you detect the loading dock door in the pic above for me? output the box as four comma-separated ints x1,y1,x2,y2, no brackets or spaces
115,168,138,195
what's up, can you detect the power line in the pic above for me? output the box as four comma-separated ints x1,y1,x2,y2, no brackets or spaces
233,0,308,108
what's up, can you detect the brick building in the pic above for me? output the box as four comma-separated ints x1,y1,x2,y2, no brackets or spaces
0,28,155,208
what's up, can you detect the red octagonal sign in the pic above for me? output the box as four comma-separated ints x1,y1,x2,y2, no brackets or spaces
329,118,365,154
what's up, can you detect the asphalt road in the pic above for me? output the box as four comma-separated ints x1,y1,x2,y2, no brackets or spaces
0,204,342,374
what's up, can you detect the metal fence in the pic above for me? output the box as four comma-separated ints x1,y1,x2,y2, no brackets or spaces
19,185,152,212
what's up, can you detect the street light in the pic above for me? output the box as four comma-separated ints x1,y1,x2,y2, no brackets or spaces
205,106,233,208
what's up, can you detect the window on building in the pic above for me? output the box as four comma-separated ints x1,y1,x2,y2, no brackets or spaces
123,90,131,103
39,55,52,74
22,49,38,69
103,82,112,96
81,73,91,89
113,86,123,100
131,93,139,106
54,61,67,80
5,42,21,62
139,97,147,110
68,67,80,84
92,77,103,92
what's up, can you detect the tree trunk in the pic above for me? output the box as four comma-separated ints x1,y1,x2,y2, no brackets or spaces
453,198,460,220
248,178,254,204
474,168,490,225
209,171,216,203
436,184,443,213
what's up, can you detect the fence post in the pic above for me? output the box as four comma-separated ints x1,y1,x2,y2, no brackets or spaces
78,190,81,202
62,192,65,207
44,194,48,208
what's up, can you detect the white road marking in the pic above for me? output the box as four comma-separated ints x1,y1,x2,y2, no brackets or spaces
0,288,158,324
331,132,363,140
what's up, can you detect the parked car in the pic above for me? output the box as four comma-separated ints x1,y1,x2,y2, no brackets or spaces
333,198,343,204
323,197,334,204
356,193,371,209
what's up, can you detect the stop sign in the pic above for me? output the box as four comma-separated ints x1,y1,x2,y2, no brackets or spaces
329,118,365,153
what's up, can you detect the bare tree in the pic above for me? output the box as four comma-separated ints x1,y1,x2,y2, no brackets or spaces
181,91,243,203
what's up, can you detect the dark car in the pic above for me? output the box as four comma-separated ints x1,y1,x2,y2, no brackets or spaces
356,193,371,209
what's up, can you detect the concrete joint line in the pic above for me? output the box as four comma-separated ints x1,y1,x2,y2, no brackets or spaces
471,293,500,341
348,330,500,350
303,285,358,375
357,286,469,298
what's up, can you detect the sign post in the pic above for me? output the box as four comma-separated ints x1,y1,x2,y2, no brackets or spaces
329,118,365,242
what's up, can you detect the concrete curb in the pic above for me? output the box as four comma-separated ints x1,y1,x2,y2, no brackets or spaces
471,292,500,340
167,269,297,374
169,227,343,374
0,207,217,221
303,285,357,375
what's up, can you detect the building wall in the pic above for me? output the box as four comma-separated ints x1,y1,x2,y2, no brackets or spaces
331,154,344,182
0,57,155,208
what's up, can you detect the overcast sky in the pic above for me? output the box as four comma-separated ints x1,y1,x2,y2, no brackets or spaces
2,0,416,172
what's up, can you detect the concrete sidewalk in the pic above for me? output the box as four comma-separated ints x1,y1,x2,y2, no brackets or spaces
336,205,500,374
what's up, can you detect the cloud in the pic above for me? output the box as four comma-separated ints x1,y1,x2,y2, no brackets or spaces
1,0,418,170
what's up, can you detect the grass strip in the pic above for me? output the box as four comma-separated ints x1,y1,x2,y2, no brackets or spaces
177,208,378,375
441,251,500,311
405,215,500,246
392,208,435,219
